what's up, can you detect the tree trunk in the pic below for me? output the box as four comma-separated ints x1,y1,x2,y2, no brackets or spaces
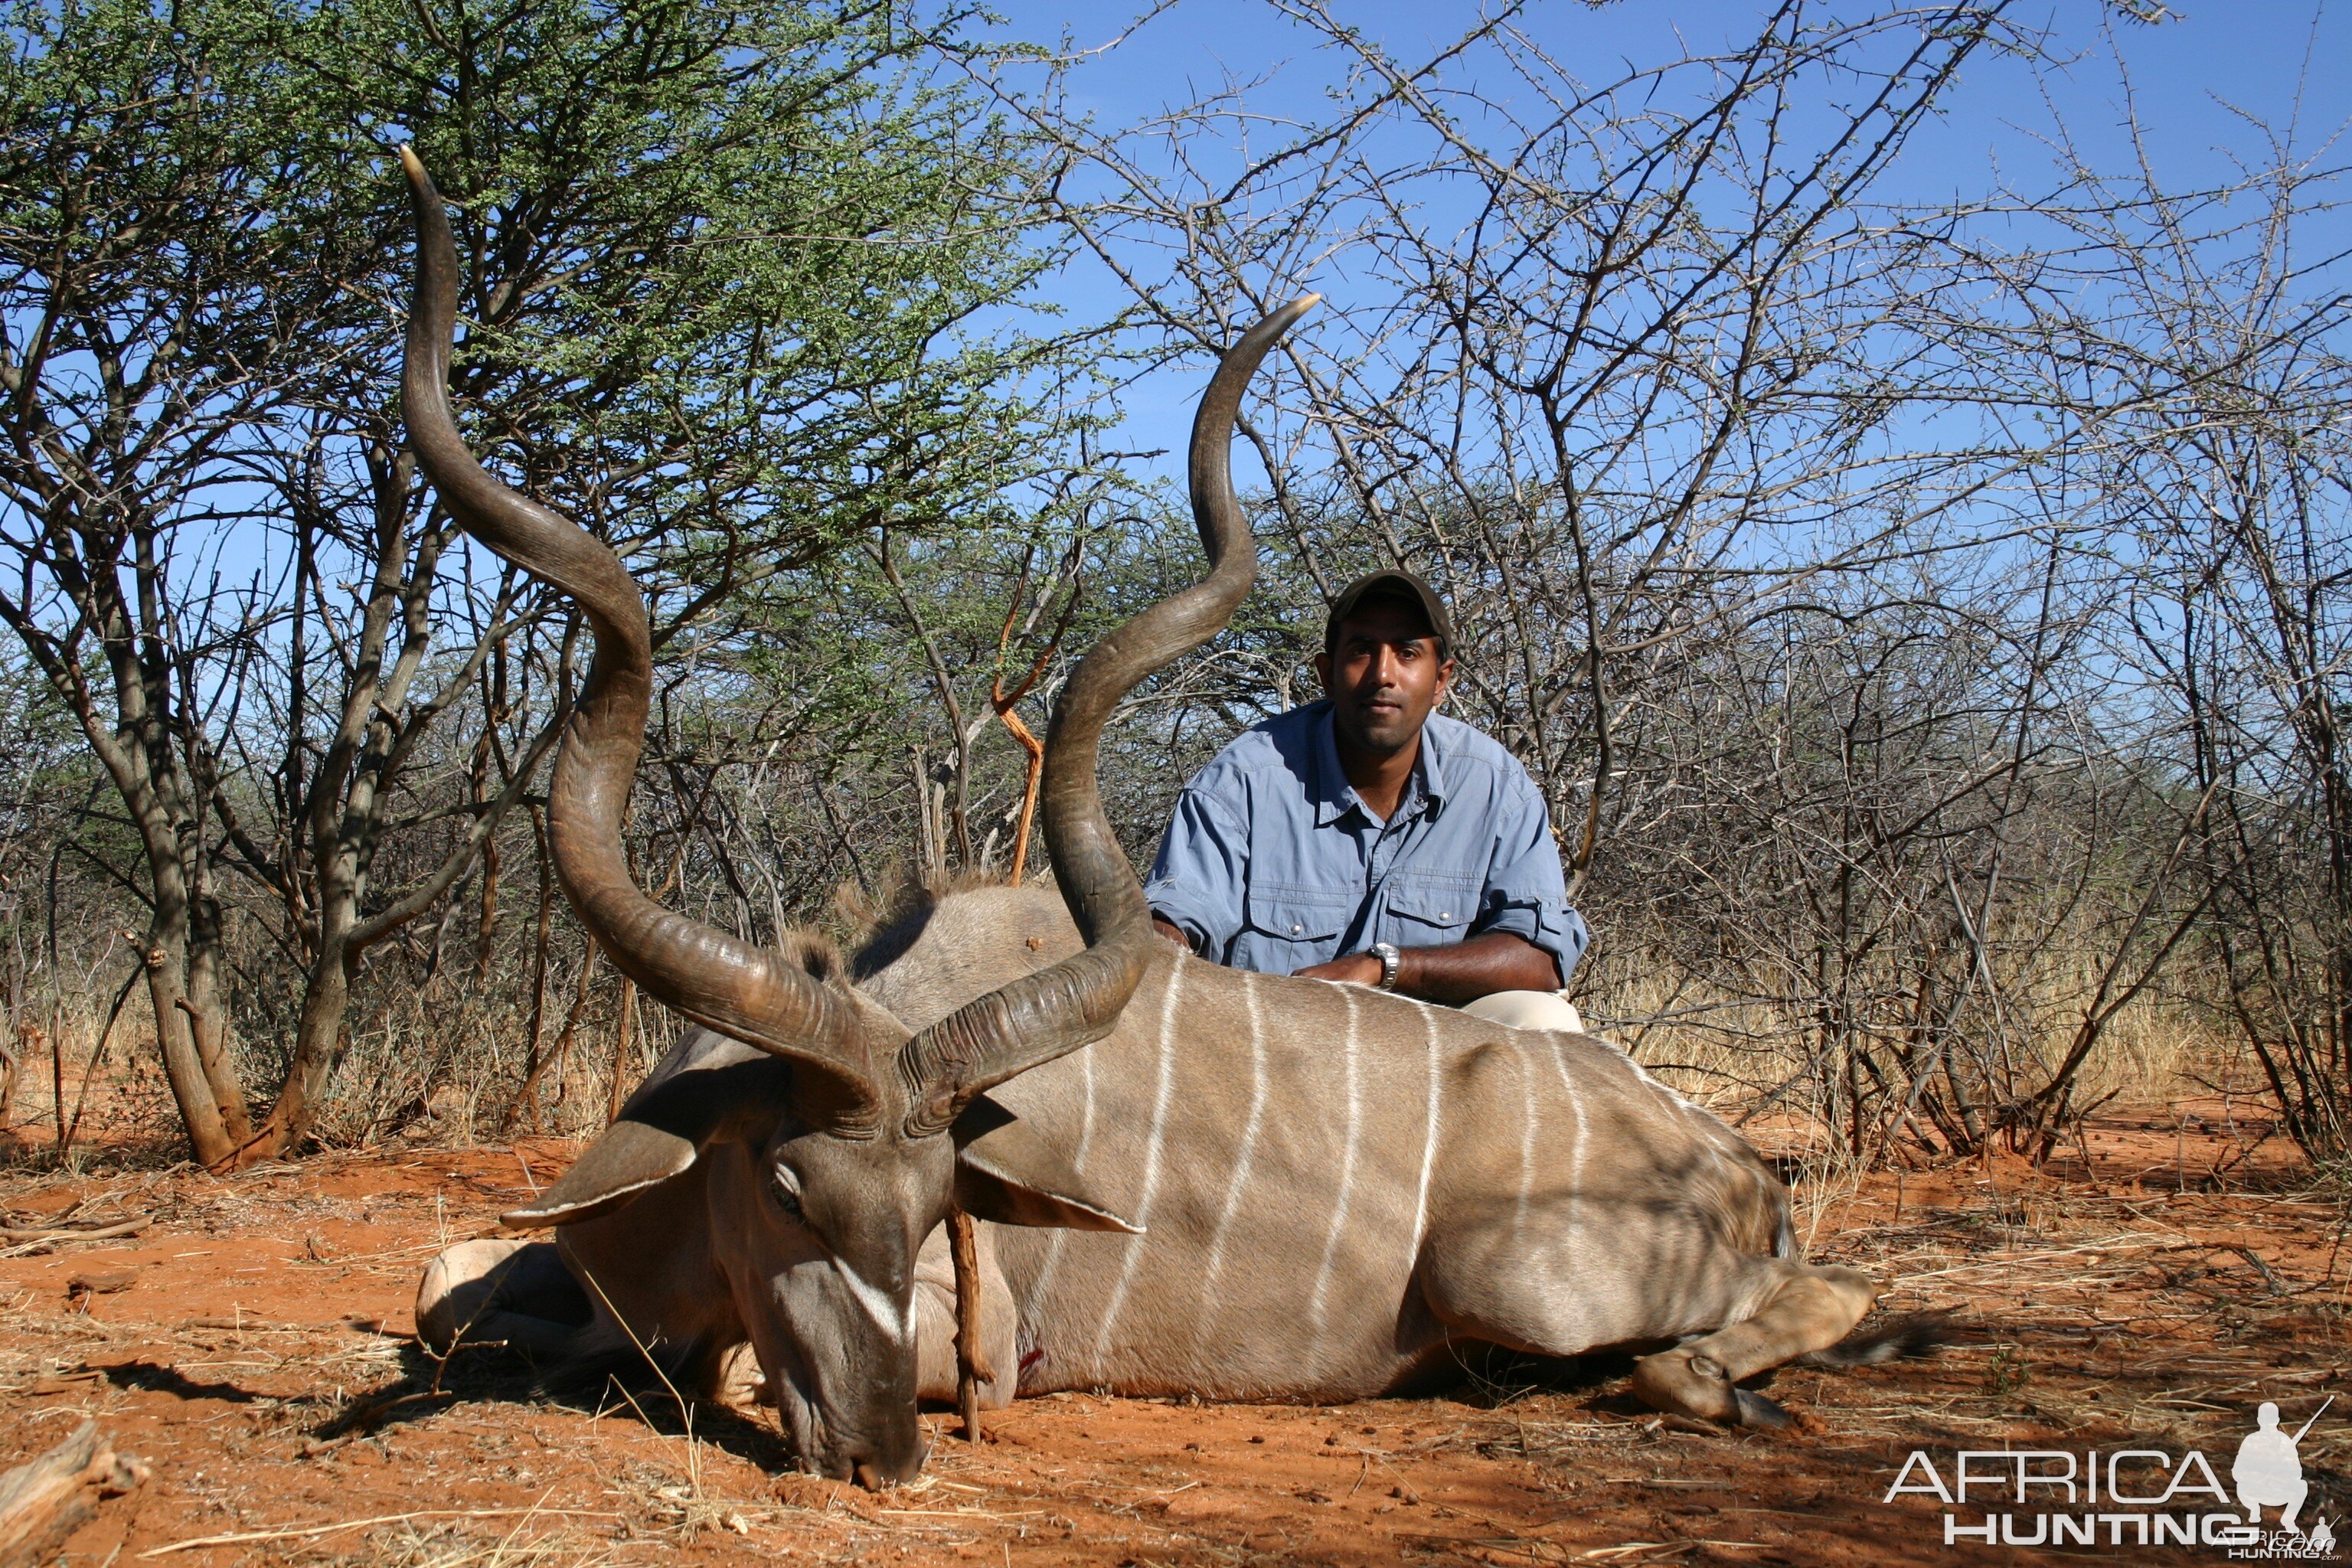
49,621,250,1167
137,926,236,1168
230,936,352,1166
183,888,250,1145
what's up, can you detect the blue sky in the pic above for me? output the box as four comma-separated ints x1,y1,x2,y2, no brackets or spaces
966,1,2352,485
985,0,2349,188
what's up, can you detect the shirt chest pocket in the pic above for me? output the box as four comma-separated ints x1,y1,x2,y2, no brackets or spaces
1385,874,1478,941
1243,884,1352,946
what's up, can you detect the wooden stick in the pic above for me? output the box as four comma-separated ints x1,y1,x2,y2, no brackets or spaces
0,1419,145,1568
947,1204,991,1442
0,1218,147,1243
988,540,1078,887
60,968,142,1159
139,1507,618,1558
995,707,1045,887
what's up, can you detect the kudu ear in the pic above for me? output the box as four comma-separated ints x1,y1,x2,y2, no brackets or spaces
951,1096,1142,1234
502,1056,797,1230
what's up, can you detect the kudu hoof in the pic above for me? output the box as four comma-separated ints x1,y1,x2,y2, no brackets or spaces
1629,1348,1798,1430
1732,1388,1794,1429
1628,1348,1743,1426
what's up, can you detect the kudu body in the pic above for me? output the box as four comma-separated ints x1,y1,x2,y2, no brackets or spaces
428,882,1882,1428
857,885,1870,1412
401,146,1887,1479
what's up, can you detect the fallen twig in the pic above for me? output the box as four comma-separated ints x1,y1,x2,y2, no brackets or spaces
0,1219,149,1243
2222,1243,2292,1295
139,1507,619,1557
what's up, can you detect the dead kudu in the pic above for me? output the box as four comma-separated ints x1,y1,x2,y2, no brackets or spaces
400,151,1919,1486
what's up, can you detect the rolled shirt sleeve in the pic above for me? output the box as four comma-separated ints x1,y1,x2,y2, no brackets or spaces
1466,776,1589,987
1145,785,1250,959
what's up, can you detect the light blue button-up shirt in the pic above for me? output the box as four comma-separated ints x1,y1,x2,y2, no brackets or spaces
1144,700,1588,983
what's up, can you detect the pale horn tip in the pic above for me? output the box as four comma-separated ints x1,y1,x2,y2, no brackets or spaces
1240,293,1319,353
397,142,424,177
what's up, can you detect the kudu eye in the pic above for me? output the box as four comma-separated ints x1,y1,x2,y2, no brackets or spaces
766,1164,805,1219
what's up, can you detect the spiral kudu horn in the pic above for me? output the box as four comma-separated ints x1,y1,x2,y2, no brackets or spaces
400,149,881,1132
897,297,1318,1136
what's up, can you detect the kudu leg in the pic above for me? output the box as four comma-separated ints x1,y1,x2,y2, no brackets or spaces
1628,1260,1877,1426
416,1238,588,1358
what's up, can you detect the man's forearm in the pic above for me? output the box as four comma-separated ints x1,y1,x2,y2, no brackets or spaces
1151,915,1198,953
1397,931,1561,1002
1294,930,1560,1001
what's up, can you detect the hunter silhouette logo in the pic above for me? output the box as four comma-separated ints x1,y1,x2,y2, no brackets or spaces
2234,1398,2325,1534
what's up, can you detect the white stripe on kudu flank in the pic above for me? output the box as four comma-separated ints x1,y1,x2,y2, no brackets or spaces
1022,1030,1099,1318
1094,959,1183,1360
1512,1047,1537,1250
1548,1037,1587,1275
1199,969,1268,1332
1408,1001,1441,1251
1308,986,1363,1331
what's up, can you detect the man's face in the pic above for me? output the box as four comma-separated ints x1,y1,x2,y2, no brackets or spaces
1315,596,1455,759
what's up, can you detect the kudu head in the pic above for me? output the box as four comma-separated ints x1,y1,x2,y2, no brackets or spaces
399,149,1312,1487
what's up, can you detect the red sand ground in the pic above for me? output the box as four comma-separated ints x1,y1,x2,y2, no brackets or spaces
1,1106,2342,1566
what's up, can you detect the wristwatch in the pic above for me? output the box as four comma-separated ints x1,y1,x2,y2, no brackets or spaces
1370,942,1403,991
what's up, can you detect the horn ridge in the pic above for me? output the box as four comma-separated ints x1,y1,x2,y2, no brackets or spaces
399,148,881,1131
898,296,1319,1135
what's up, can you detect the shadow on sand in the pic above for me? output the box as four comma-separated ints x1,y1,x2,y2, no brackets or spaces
299,1331,795,1473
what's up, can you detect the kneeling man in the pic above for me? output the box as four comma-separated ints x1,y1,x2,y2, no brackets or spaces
1146,570,1588,1030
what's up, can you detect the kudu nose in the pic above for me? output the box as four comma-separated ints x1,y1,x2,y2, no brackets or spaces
847,1429,928,1491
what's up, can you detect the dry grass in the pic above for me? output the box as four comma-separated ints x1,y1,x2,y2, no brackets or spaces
0,926,2316,1196
1579,952,2237,1158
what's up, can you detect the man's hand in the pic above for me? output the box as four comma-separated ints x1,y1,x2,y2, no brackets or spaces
1294,930,1560,1002
1151,916,1197,952
1293,952,1383,986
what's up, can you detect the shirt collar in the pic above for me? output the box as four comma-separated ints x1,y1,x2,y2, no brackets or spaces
1308,701,1449,828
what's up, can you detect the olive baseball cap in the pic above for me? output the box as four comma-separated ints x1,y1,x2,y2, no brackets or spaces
1325,568,1454,652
